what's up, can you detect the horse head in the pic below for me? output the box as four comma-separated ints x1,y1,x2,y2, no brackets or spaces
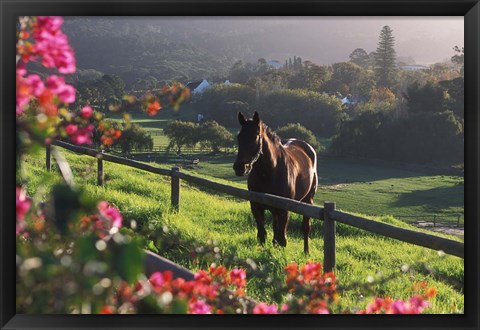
233,111,264,176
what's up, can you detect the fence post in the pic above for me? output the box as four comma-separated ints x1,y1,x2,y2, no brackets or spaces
171,166,180,211
433,215,436,227
323,202,336,273
97,152,104,186
46,143,51,171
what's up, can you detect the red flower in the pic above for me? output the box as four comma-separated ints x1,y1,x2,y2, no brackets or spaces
146,100,161,116
229,268,246,288
99,305,114,314
64,124,78,135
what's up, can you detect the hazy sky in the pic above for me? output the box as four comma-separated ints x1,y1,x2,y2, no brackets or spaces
177,16,464,65
66,16,464,66
286,16,465,64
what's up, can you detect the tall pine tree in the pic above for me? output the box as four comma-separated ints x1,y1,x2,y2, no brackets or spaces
374,26,397,88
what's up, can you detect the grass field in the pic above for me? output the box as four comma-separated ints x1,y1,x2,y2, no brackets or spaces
177,154,465,227
21,148,464,313
108,110,464,227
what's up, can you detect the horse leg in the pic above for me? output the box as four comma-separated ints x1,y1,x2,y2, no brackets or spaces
251,202,266,245
272,210,288,248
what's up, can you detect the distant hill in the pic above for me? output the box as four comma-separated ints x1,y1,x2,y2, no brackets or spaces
63,17,232,88
62,17,462,88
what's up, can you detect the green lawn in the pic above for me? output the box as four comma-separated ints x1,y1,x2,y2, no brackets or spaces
106,111,464,227
20,148,464,313
181,154,464,227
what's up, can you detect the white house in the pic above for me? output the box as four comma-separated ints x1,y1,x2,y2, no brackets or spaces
186,79,210,94
400,64,429,71
267,59,283,69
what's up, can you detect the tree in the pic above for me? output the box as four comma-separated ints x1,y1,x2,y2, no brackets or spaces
451,46,464,76
198,121,234,153
349,48,370,68
354,69,376,98
439,77,464,118
257,89,343,137
324,62,362,95
289,61,331,92
101,74,125,98
374,26,397,88
164,120,199,154
118,123,154,154
196,83,255,126
404,81,446,114
229,60,251,84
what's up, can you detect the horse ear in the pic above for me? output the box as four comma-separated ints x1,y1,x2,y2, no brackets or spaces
253,111,261,124
238,112,247,126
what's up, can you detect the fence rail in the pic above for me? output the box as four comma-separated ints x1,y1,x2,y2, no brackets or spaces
47,140,464,272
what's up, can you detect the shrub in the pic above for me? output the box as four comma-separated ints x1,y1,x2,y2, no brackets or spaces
198,121,235,153
257,89,343,137
196,84,256,126
276,123,321,152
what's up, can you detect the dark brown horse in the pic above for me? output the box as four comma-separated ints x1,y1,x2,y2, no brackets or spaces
233,112,318,254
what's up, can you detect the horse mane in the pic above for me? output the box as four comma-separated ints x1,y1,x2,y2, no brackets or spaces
262,123,282,146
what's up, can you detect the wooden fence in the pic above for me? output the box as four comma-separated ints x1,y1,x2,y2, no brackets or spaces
46,140,464,272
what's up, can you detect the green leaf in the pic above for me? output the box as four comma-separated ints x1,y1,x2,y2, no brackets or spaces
114,238,145,284
75,236,98,263
171,298,188,314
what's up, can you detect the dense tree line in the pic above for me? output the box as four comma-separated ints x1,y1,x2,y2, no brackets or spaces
331,110,463,165
69,21,463,167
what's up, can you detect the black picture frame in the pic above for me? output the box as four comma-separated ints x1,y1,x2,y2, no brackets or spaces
1,0,478,329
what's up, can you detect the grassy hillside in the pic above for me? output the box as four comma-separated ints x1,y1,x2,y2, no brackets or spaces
21,148,464,313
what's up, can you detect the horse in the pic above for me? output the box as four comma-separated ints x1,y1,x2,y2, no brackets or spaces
233,111,318,254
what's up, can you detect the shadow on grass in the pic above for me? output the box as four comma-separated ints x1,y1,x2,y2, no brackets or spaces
318,157,426,185
393,185,464,210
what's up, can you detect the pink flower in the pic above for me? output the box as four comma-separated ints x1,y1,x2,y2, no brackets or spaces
16,79,31,115
25,74,45,97
365,298,386,314
229,268,247,288
58,84,75,104
149,272,165,288
71,125,94,145
189,300,212,314
390,300,407,314
45,75,76,104
301,262,322,280
80,105,93,119
16,187,31,235
36,16,64,33
97,201,123,229
314,307,330,314
64,124,78,135
408,295,429,313
46,75,65,93
33,16,76,74
253,303,279,314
